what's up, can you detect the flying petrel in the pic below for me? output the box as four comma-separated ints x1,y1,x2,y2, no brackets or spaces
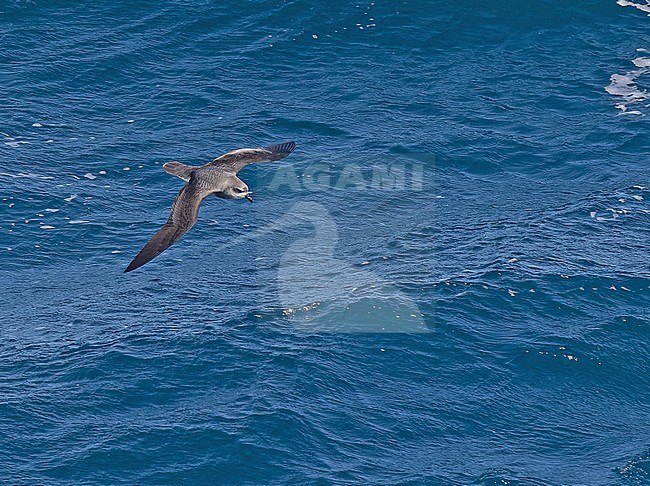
124,141,296,273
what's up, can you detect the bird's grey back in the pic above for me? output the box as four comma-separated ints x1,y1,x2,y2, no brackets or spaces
193,166,236,193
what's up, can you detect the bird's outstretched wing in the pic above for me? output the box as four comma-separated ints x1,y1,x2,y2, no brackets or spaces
124,175,206,273
205,141,296,174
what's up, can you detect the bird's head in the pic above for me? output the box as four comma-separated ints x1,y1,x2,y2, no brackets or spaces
226,179,253,202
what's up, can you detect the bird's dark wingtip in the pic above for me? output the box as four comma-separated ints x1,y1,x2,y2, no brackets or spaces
263,141,296,159
124,255,148,273
124,254,153,273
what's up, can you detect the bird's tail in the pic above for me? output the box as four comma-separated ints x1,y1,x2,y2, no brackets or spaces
163,161,195,181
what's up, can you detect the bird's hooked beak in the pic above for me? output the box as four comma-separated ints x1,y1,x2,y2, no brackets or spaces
245,193,253,203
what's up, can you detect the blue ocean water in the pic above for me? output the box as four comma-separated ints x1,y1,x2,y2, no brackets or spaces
1,0,649,483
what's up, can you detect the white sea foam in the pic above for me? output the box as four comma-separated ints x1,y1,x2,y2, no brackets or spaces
68,220,90,224
83,173,97,180
605,61,650,106
617,0,650,14
64,194,77,202
632,57,650,67
621,109,644,115
0,171,54,180
610,2,650,112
